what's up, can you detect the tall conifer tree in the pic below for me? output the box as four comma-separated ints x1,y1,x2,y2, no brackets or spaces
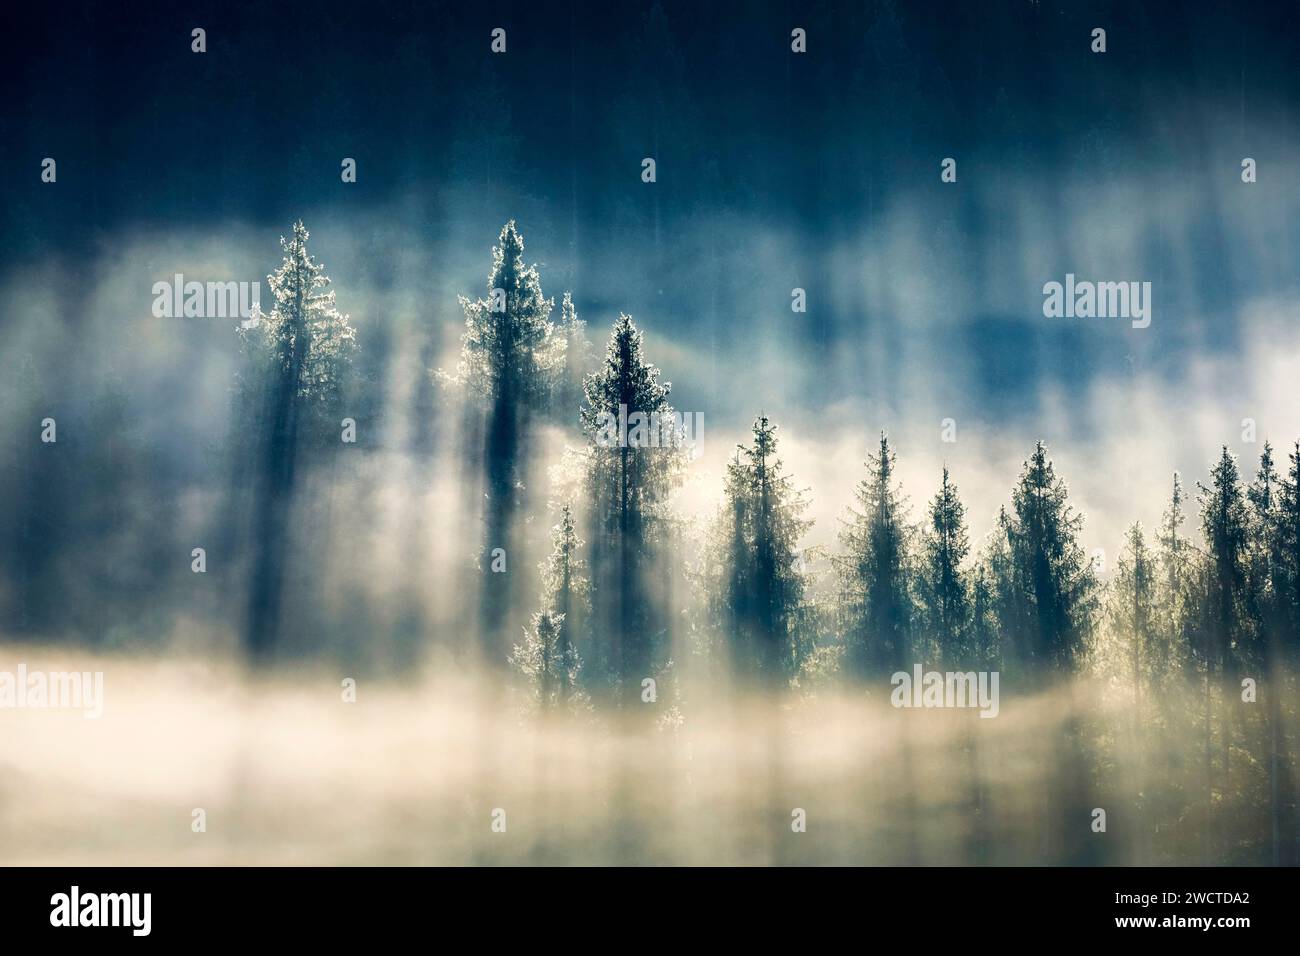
579,314,685,698
713,415,811,684
838,433,913,675
241,221,357,658
917,467,970,666
1004,442,1097,671
455,221,558,660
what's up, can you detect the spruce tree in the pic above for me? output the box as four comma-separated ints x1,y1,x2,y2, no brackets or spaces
714,415,812,684
969,560,1002,670
1155,473,1193,675
1246,442,1295,864
1278,443,1300,656
1147,473,1197,859
1106,523,1157,861
1196,447,1252,679
1004,442,1097,671
454,221,559,660
1276,441,1300,863
455,221,558,403
916,466,970,666
554,292,594,423
539,504,588,690
976,507,1019,666
579,314,685,699
1109,523,1157,691
239,221,358,411
1246,442,1282,670
241,221,357,659
1194,446,1255,854
722,448,751,648
509,610,581,711
837,433,913,676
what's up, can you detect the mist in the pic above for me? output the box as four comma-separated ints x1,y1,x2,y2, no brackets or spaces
4,0,1300,867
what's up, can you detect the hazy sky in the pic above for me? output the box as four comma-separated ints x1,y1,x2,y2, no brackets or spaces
5,0,1300,559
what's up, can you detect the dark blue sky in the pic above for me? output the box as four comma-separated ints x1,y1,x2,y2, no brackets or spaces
4,0,1300,545
8,2,1297,227
7,0,1297,345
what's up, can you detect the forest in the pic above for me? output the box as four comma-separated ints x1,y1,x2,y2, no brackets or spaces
3,217,1298,866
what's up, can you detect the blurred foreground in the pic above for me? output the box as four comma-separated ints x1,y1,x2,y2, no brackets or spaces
0,645,1294,865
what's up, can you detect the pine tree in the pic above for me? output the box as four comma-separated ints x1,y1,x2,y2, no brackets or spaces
239,221,358,412
1004,442,1097,671
579,314,686,698
1155,473,1193,675
721,447,751,643
554,292,594,423
837,433,913,676
1196,447,1252,680
1106,522,1158,861
1246,442,1295,864
968,560,1002,670
1146,473,1197,861
454,221,559,660
713,415,812,684
1246,444,1282,804
1194,446,1255,857
916,466,970,666
241,221,357,658
975,507,1019,667
456,221,559,403
539,504,588,690
1109,523,1157,691
1275,441,1300,863
1246,442,1282,670
509,610,581,711
1278,442,1300,657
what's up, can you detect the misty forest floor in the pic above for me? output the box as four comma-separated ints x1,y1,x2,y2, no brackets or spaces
0,645,1291,865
